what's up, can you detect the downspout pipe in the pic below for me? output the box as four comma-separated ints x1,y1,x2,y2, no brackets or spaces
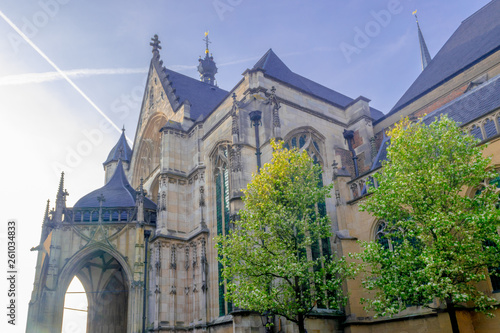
343,129,359,178
249,111,262,171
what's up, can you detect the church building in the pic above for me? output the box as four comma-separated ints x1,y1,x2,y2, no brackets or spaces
26,1,500,332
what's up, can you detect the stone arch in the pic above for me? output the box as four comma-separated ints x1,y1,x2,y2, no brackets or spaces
133,113,167,187
150,174,160,204
283,126,326,166
56,243,134,333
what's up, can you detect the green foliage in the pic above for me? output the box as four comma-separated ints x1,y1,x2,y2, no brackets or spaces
217,140,353,328
357,116,500,317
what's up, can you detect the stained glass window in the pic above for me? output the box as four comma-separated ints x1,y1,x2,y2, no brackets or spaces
214,145,232,316
286,131,331,271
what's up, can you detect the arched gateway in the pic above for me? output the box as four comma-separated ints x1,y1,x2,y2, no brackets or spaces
27,160,156,333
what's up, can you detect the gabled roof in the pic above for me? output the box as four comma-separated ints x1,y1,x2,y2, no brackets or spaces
389,0,500,115
151,56,229,121
103,129,132,165
252,49,384,120
74,160,156,209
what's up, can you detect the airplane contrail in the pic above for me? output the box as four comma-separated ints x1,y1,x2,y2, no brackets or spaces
0,9,132,145
0,68,148,86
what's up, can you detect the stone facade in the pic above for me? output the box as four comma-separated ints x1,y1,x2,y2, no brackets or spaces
27,3,500,332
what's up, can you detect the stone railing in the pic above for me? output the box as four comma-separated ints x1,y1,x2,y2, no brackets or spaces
463,109,500,141
346,170,379,202
63,207,157,224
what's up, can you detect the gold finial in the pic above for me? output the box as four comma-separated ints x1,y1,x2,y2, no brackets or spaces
203,31,210,54
412,9,418,22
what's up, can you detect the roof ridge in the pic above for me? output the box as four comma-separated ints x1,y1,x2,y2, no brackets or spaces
252,48,273,69
462,0,497,24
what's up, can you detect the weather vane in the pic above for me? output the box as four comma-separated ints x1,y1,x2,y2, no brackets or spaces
203,31,211,55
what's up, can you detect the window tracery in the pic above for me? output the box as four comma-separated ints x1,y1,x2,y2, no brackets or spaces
212,143,232,315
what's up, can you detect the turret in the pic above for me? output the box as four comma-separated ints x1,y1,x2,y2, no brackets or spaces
198,31,218,85
103,127,133,184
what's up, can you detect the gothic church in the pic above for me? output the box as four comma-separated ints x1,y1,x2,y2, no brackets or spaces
27,1,500,332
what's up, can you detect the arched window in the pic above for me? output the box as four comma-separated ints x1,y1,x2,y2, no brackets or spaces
374,220,396,251
213,144,232,316
476,171,500,293
285,130,331,263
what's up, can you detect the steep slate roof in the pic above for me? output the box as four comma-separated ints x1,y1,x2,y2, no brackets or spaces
369,75,500,173
252,49,384,120
74,160,156,209
423,74,500,128
371,135,391,170
103,129,132,165
151,58,229,121
388,0,500,115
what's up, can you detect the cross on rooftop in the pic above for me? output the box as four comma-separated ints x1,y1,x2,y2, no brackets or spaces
97,194,106,206
150,34,161,53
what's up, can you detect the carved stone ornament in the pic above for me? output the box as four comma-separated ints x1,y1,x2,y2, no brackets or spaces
229,144,242,172
192,242,198,268
231,93,240,139
170,285,176,295
161,192,167,211
199,186,205,207
185,246,190,271
201,238,207,264
267,86,281,129
170,245,176,270
131,280,143,289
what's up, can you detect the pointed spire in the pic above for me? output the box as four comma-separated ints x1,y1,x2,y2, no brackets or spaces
54,172,68,222
104,128,133,166
413,10,432,70
56,172,68,206
43,199,50,224
198,31,218,86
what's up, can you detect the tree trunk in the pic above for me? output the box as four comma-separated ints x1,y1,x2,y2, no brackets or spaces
297,313,306,333
445,298,460,333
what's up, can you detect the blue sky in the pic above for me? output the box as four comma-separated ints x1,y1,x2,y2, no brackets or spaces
0,1,492,331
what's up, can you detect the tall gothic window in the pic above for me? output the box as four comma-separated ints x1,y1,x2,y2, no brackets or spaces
476,172,500,293
374,220,397,251
285,130,332,263
213,144,232,316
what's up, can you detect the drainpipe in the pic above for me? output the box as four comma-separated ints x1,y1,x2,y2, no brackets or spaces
142,230,151,333
343,129,359,178
249,111,262,171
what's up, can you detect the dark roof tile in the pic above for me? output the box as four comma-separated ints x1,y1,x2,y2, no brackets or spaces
74,161,156,210
389,0,500,114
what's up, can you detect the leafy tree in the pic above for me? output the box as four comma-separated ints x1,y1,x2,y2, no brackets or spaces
217,140,353,333
357,116,500,333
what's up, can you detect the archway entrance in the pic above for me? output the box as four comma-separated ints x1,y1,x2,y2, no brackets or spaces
68,250,129,333
62,277,88,333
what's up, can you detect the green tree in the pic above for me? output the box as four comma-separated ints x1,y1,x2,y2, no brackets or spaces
357,116,500,333
217,140,353,333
